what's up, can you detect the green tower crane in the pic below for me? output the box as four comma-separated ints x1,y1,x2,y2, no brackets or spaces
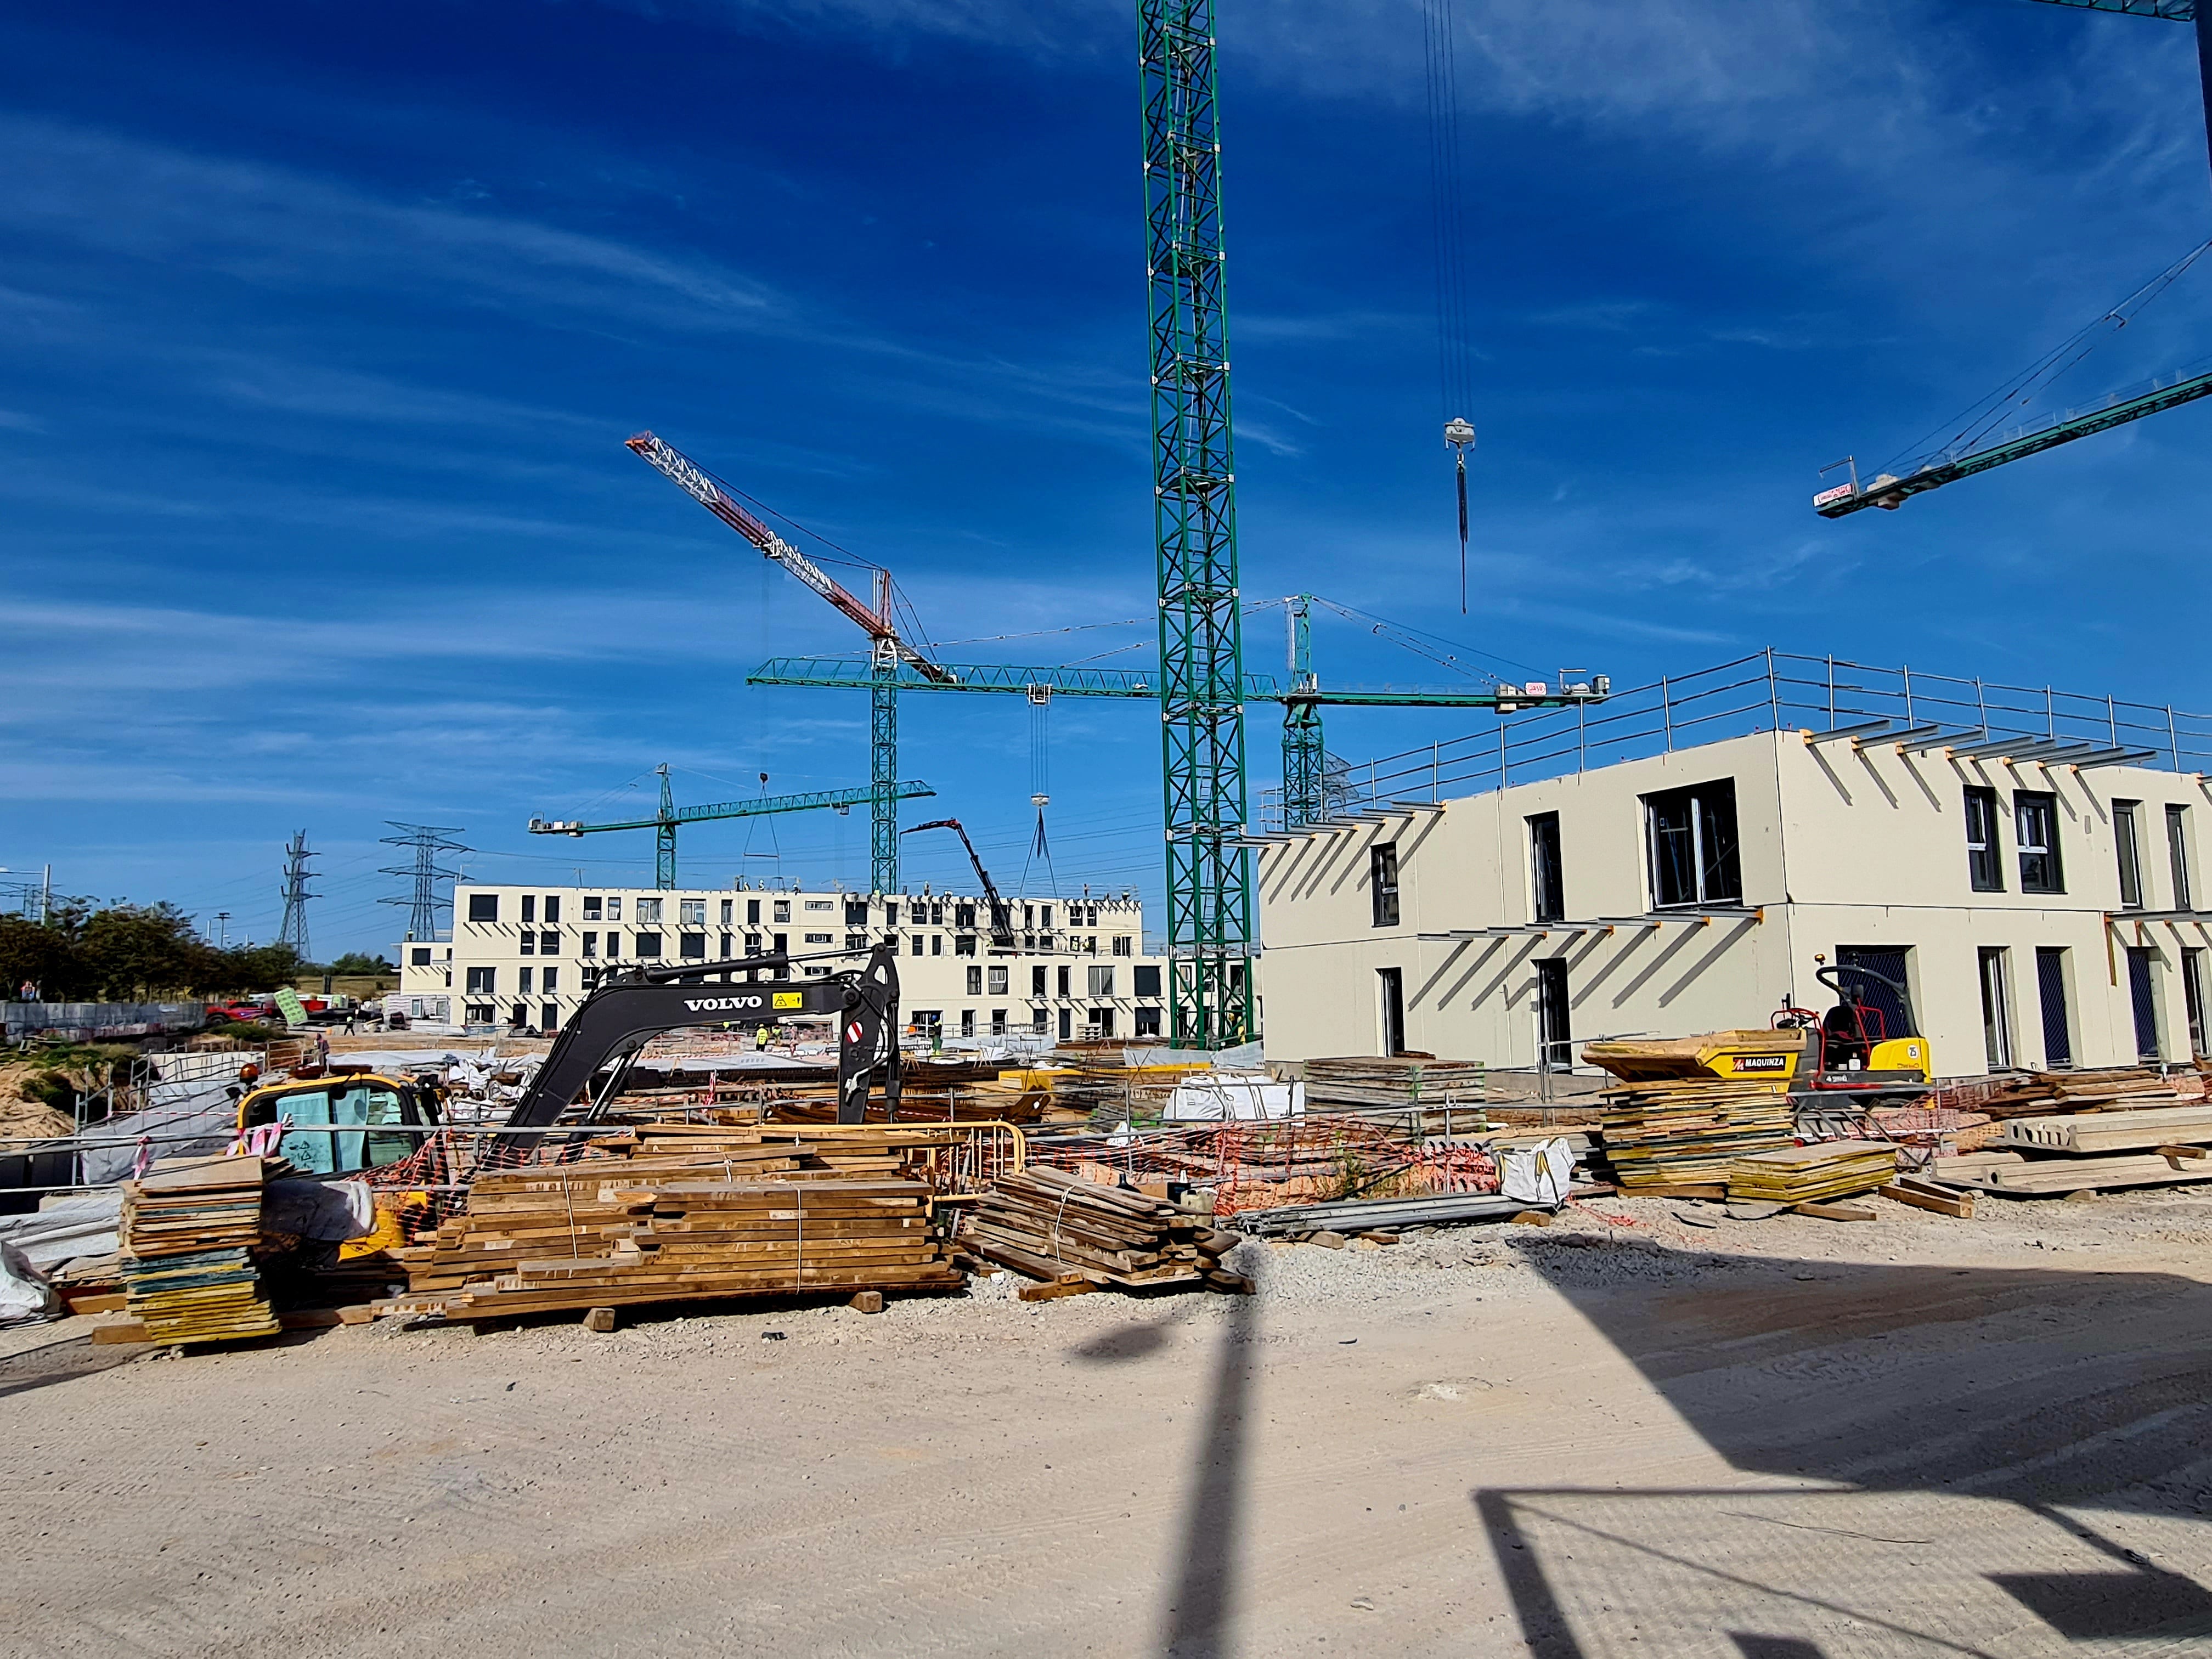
529,763,936,890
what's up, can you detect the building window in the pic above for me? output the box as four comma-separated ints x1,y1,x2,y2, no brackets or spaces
1977,947,2015,1070
582,967,601,991
518,967,534,996
519,930,535,956
411,947,431,967
1033,1009,1051,1035
746,899,761,924
805,932,833,945
2185,947,2208,1057
539,931,558,955
955,903,977,929
1133,963,1161,997
541,967,558,993
543,896,561,924
465,1003,494,1024
2114,800,2145,909
1031,964,1048,997
680,933,707,960
1112,935,1132,957
584,896,603,921
1369,844,1401,927
465,967,495,995
1135,1006,1161,1037
1528,812,1565,924
990,1009,1007,1036
1645,778,1742,908
1963,787,2004,893
606,896,622,921
1088,964,1115,997
1088,1007,1115,1037
1039,905,1054,930
910,935,925,956
845,901,869,926
637,898,664,925
467,893,498,923
522,895,536,924
955,936,977,957
720,932,733,957
805,899,834,912
912,1010,941,1036
1057,1008,1073,1041
988,966,1008,995
2015,792,2063,894
2168,805,2194,911
2126,945,2161,1060
635,932,663,958
2035,947,2072,1068
774,901,790,924
541,1002,560,1032
845,932,867,951
1536,957,1570,1069
1057,964,1071,997
1378,966,1404,1056
772,932,787,956
680,899,706,928
582,932,596,958
961,1008,977,1037
966,966,983,996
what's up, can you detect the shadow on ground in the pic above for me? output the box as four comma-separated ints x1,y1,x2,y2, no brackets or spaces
1481,1240,2212,1655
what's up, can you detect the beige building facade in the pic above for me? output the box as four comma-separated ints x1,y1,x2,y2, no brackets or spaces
397,882,1164,1042
1256,726,2212,1079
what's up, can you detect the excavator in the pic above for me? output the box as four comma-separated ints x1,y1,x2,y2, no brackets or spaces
1581,958,1932,1108
235,942,903,1177
902,818,1017,951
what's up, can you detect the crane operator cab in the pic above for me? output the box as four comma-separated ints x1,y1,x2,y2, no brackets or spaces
235,1068,444,1177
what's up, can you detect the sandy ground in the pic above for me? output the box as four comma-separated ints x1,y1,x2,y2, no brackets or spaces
3,1186,2211,1658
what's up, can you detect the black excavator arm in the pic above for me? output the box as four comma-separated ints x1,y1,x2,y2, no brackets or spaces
902,818,1016,950
498,940,901,1154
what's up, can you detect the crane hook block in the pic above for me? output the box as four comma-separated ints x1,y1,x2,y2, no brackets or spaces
1443,416,1476,451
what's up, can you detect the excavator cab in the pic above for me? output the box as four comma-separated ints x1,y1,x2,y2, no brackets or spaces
236,1069,444,1176
1801,961,1931,1090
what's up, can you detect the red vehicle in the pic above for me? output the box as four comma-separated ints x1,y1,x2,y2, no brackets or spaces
202,998,278,1025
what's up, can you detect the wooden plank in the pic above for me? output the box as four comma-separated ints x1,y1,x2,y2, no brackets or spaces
1876,1181,1975,1219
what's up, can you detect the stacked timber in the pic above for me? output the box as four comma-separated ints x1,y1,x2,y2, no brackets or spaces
1596,1081,1795,1192
1998,1104,2212,1153
1303,1057,1487,1110
120,1155,284,1345
961,1166,1245,1296
1955,1066,2205,1120
1728,1141,1898,1205
1930,1147,2212,1195
390,1167,959,1319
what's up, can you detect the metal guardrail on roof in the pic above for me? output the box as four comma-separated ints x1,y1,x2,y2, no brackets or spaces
1256,648,2211,831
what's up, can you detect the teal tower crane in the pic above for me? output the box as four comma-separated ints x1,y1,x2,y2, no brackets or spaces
529,763,935,890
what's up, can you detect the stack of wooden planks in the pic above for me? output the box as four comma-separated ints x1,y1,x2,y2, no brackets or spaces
1597,1081,1795,1192
119,1155,284,1345
961,1166,1246,1296
1959,1065,2205,1120
1728,1141,1898,1205
387,1165,960,1319
1303,1056,1487,1109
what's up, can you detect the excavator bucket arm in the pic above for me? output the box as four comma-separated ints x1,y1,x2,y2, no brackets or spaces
498,941,901,1155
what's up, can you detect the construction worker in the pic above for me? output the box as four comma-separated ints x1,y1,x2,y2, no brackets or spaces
225,1062,261,1104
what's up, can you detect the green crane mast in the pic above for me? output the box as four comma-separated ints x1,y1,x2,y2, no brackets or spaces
1281,596,1327,831
529,763,936,890
1143,0,1252,1049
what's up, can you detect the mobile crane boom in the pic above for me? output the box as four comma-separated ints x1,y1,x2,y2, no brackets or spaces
902,819,1017,950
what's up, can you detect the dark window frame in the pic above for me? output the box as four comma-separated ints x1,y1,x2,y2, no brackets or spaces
2168,804,2194,911
2114,799,2145,909
2015,791,2064,894
466,893,498,923
1528,811,1565,924
1643,778,1743,909
1963,786,2004,893
1371,843,1401,928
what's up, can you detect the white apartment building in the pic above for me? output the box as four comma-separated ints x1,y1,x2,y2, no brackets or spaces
1257,720,2212,1079
398,882,1166,1041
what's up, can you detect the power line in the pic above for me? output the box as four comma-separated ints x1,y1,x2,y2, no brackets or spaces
378,822,469,943
277,831,317,958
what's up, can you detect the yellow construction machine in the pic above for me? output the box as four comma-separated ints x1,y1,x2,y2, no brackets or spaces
233,1066,446,1177
1582,961,1932,1107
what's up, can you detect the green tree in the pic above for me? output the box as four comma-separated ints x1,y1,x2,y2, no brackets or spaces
328,951,394,975
77,904,220,999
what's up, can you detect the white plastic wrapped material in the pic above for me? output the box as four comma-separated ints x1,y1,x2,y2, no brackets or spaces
1499,1137,1575,1207
0,1242,61,1328
1164,1075,1305,1121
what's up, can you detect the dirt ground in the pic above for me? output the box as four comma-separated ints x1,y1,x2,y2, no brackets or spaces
3,1186,2210,1658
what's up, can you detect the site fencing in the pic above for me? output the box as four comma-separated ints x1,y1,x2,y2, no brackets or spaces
1260,648,2212,830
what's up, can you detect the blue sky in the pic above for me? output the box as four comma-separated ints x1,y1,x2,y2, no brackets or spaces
3,0,2209,956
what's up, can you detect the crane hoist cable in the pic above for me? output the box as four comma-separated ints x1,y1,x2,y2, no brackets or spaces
1423,0,1477,613
1882,238,2211,477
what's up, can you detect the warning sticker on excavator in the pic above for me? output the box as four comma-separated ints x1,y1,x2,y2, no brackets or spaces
772,992,803,1009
